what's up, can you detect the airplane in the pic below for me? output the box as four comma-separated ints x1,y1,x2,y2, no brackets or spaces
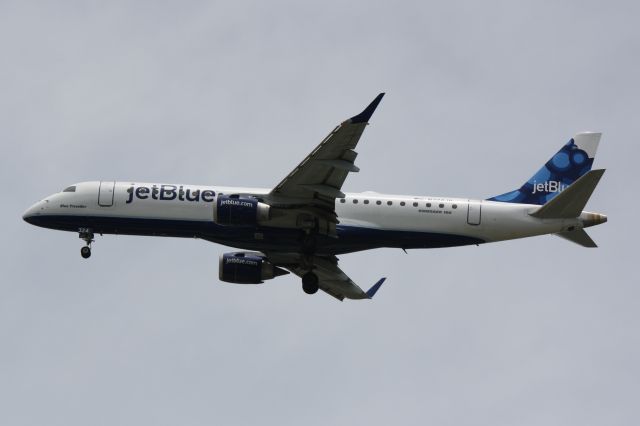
22,93,607,301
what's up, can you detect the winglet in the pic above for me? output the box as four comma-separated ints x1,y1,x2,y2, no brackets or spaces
350,93,385,124
366,277,386,299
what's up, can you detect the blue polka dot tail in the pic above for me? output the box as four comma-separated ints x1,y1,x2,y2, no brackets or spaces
487,132,601,205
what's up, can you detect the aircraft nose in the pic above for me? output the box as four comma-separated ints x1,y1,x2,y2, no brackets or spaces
23,205,36,224
23,201,45,224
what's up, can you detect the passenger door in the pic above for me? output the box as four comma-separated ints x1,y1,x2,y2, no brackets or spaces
98,181,115,207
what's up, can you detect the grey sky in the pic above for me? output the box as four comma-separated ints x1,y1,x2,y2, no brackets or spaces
1,1,638,425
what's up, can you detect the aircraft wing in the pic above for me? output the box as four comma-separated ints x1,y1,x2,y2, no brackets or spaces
266,252,385,301
268,93,385,219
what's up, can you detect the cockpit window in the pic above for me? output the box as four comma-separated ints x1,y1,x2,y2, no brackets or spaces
63,186,76,193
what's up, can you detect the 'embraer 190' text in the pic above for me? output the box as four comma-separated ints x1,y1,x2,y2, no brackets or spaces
126,185,216,204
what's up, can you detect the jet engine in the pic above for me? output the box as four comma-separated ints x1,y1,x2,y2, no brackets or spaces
213,195,270,226
219,252,289,284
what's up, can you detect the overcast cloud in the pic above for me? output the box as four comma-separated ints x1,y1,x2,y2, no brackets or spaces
1,1,638,425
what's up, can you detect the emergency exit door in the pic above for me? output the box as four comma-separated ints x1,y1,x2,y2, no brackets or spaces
467,200,482,225
98,181,115,207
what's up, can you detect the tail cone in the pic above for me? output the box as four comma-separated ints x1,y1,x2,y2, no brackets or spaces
581,212,607,228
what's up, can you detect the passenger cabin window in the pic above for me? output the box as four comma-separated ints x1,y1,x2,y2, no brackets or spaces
340,199,346,203
376,200,382,205
452,204,458,209
426,203,431,207
364,200,369,204
353,199,358,204
63,186,76,193
400,201,406,206
439,203,444,208
387,201,393,206
413,202,418,207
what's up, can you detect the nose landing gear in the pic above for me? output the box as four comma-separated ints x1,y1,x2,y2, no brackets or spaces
79,230,94,259
80,246,91,259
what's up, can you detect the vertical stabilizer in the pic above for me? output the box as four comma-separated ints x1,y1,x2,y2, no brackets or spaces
488,132,601,205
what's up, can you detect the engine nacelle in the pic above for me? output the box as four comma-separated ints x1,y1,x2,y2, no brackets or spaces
219,252,288,284
213,195,270,226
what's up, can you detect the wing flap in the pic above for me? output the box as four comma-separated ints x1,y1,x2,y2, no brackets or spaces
314,159,360,172
298,184,345,199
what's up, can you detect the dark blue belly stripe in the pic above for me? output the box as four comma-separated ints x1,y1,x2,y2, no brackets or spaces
24,215,484,254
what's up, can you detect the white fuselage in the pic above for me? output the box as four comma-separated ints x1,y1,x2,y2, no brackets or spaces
23,181,591,255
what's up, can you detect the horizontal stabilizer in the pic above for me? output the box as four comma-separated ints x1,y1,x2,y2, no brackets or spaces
556,229,598,247
531,169,605,219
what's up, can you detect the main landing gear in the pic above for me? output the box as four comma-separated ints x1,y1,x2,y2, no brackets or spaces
79,230,94,259
302,272,319,295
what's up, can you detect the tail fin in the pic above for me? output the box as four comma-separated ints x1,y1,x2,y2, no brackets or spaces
488,132,601,205
530,169,605,219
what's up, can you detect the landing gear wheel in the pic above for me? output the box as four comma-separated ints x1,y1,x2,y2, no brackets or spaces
302,272,319,295
80,246,91,259
79,229,94,259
